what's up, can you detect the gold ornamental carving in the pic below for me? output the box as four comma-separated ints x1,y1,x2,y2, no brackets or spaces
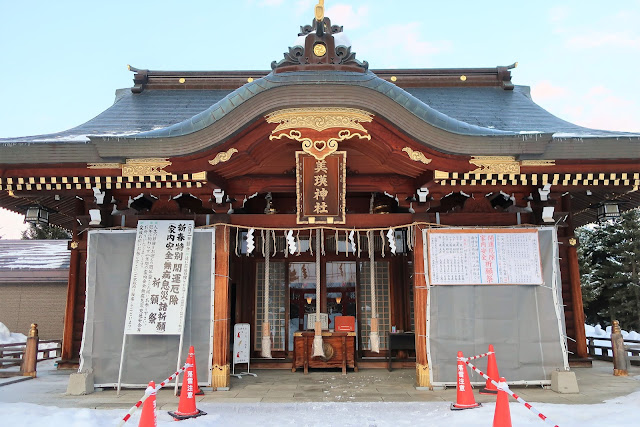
267,108,373,161
208,148,238,166
273,129,369,160
122,158,172,177
266,107,373,133
87,163,122,169
521,159,556,167
469,156,520,174
402,147,432,164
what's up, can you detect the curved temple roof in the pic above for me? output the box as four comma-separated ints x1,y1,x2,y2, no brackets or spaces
1,69,638,163
1,71,637,141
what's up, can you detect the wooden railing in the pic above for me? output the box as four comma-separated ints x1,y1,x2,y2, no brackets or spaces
586,336,640,364
0,339,62,369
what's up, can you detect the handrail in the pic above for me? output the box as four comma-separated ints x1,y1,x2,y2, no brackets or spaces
0,339,62,369
585,335,640,363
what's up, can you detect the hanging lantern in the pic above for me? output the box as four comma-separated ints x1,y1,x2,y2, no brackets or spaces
596,201,620,221
24,205,51,226
335,296,342,304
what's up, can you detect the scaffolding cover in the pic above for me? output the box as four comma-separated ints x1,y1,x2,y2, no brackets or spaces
425,227,568,386
79,229,215,388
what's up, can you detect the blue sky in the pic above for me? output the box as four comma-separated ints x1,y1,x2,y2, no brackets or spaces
1,0,639,237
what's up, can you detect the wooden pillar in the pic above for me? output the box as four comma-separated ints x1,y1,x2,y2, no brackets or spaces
212,225,231,388
413,226,430,388
563,194,588,359
61,229,80,361
21,323,39,377
568,241,588,358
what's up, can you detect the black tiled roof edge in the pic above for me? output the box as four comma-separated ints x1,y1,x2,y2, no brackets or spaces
2,70,639,148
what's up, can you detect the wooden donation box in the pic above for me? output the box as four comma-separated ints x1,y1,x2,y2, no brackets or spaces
292,331,358,375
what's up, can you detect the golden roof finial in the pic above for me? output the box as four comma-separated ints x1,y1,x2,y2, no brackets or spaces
315,0,325,22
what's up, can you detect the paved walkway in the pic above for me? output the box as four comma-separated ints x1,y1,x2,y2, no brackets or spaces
0,360,639,409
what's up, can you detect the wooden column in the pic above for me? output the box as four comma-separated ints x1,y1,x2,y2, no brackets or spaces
212,225,231,388
568,242,588,358
563,194,588,359
413,226,430,388
61,229,80,361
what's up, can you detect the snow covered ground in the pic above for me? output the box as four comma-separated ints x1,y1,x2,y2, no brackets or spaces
1,393,640,426
2,323,640,426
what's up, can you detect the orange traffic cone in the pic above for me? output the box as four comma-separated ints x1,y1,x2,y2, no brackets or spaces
493,377,512,427
179,346,204,396
168,354,207,421
138,381,157,427
451,351,481,410
480,344,500,395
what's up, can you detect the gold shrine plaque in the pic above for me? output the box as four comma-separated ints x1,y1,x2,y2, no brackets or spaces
313,43,327,57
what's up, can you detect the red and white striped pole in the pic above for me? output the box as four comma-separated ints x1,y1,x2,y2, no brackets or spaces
460,357,559,427
464,350,492,362
118,363,189,426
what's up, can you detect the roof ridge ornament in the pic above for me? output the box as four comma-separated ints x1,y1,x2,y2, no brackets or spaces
271,1,368,73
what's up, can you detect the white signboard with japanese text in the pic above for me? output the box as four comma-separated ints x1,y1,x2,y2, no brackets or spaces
124,220,195,335
233,323,250,365
427,229,543,285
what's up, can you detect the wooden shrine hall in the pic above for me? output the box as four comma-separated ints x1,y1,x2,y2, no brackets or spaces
1,3,639,390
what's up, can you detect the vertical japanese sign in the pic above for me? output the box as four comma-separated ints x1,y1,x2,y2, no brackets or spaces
427,229,543,285
233,323,250,365
296,151,346,224
124,220,195,335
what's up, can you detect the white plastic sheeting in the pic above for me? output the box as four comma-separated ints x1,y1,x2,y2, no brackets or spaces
425,227,568,386
79,229,215,388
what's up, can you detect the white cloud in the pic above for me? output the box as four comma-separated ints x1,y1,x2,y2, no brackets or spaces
531,81,568,101
566,32,640,50
325,4,370,30
532,81,640,133
571,89,640,132
352,22,452,68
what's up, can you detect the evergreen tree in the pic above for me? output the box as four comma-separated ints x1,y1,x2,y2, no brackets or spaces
578,209,640,330
21,223,71,240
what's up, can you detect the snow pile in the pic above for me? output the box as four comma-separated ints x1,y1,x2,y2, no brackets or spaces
585,323,640,356
0,321,27,344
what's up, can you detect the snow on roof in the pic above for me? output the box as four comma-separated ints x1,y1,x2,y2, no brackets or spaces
0,240,70,270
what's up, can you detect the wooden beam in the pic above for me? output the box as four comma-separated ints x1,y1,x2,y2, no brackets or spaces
230,213,415,229
212,225,231,388
413,226,430,388
206,171,227,190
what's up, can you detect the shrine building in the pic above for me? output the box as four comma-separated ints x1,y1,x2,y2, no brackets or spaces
1,5,639,390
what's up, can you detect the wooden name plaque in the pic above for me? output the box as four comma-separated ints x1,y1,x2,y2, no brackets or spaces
292,331,358,375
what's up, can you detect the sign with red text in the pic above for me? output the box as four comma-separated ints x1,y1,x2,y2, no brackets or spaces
124,220,194,334
296,151,346,224
233,323,250,365
427,229,543,285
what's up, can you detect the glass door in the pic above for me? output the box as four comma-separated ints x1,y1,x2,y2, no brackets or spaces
326,261,357,330
288,262,317,350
